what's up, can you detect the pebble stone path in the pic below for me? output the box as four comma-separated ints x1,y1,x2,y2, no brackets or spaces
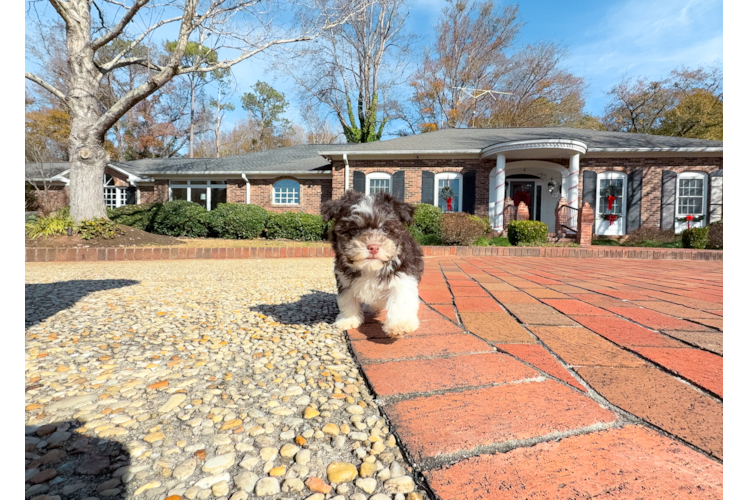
25,259,426,500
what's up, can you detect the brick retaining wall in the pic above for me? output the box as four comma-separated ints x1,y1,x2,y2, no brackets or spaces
26,245,722,262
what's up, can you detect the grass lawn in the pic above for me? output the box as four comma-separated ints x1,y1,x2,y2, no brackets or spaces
592,238,683,248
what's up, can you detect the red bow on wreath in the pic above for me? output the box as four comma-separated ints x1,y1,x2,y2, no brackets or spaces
603,214,618,227
513,191,531,208
607,195,615,211
446,197,453,211
685,214,694,229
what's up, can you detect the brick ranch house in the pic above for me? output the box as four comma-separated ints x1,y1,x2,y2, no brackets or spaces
27,128,722,236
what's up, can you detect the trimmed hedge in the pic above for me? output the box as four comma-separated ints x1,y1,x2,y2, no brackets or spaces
207,203,268,239
411,204,443,236
440,212,487,246
468,215,493,236
150,200,211,238
682,226,709,249
265,212,327,241
108,203,162,231
507,220,548,246
707,220,722,249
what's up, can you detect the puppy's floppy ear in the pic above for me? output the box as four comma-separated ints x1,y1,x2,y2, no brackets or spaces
375,192,415,225
321,190,362,222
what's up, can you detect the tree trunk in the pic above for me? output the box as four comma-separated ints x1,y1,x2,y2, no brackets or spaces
66,2,109,222
189,80,195,158
215,88,221,158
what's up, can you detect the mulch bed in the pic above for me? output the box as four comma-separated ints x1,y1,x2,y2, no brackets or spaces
26,225,184,248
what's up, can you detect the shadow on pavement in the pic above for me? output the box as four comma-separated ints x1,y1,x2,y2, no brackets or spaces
25,279,139,328
25,419,131,499
250,289,339,326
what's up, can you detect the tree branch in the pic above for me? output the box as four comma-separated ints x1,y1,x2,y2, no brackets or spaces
91,0,150,50
25,72,68,105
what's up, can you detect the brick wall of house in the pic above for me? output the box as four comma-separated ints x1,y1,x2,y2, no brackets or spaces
226,177,333,214
331,158,495,216
579,157,722,229
139,180,169,204
32,185,70,213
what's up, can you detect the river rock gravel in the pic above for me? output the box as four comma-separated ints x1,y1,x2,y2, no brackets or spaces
26,259,427,500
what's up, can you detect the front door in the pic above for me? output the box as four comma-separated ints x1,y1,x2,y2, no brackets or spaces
509,181,535,220
595,172,627,236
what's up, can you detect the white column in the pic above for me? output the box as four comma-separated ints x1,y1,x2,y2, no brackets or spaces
568,154,580,209
494,155,506,231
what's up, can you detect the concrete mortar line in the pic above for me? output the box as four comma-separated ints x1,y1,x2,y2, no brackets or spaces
374,376,547,406
658,330,723,358
414,420,623,472
341,328,439,500
352,349,496,366
526,299,725,402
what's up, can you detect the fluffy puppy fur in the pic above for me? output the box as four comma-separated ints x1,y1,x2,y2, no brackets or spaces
322,190,424,337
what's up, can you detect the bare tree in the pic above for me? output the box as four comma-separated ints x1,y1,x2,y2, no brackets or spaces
408,0,521,131
210,84,236,157
278,0,416,142
25,0,362,221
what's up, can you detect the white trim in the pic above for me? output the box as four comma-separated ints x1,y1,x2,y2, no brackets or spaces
434,172,463,213
587,147,722,153
272,179,301,205
595,171,627,236
241,173,250,204
321,149,482,157
365,172,393,195
674,171,708,234
343,154,350,192
481,139,588,158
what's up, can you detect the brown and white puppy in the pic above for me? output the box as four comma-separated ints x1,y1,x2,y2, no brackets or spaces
322,190,424,337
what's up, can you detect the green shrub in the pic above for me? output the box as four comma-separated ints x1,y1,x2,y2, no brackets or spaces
418,233,444,246
411,204,443,235
707,220,722,249
467,215,493,236
507,220,548,246
490,236,511,246
265,211,326,241
681,226,709,249
150,200,210,238
207,203,268,239
622,226,676,247
25,208,74,239
473,236,491,246
440,212,487,245
78,218,123,240
108,203,162,231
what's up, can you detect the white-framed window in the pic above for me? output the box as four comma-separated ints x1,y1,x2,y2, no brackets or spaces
675,172,707,233
169,180,227,211
435,172,462,213
365,172,392,195
104,173,126,208
273,179,300,205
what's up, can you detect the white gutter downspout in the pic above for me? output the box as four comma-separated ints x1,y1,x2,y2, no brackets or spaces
241,173,250,204
343,154,349,192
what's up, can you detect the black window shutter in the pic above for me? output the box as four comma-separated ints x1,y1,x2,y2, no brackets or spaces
392,171,405,202
421,171,435,204
463,171,476,214
126,187,137,205
660,170,677,230
582,170,597,209
352,171,365,193
626,170,642,232
709,169,723,223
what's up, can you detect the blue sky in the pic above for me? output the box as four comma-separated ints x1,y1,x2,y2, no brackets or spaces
222,0,724,134
25,0,723,138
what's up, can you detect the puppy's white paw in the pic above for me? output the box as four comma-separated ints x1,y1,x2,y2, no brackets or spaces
382,317,420,338
334,315,363,331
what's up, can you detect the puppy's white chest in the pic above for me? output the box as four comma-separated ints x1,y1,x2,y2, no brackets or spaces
349,274,390,305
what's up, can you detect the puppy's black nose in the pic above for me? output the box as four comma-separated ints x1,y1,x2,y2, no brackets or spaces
367,244,380,256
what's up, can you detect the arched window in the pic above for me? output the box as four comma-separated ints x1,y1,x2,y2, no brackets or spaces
366,172,392,195
434,172,462,212
675,172,707,233
273,179,300,205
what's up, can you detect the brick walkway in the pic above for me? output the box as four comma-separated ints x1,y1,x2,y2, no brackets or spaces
347,257,723,499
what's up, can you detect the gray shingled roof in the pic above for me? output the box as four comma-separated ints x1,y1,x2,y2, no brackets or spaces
25,162,69,180
323,127,723,153
113,144,340,175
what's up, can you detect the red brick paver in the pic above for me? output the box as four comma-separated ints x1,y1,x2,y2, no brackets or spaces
425,426,722,500
343,256,722,499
